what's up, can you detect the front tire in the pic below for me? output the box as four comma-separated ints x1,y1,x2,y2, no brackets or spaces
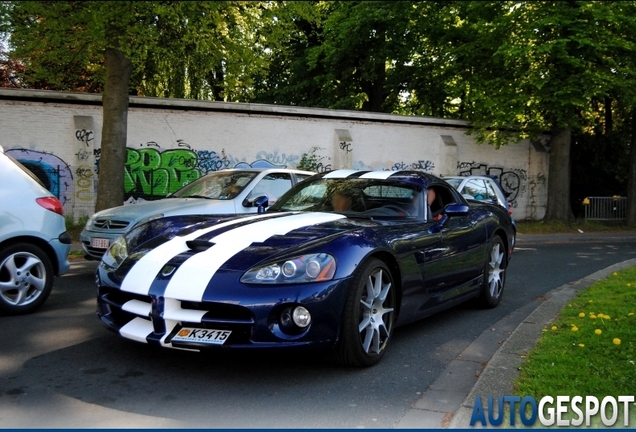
333,258,396,367
0,243,54,315
477,236,506,308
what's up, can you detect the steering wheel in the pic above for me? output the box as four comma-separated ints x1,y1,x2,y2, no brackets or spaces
383,205,409,216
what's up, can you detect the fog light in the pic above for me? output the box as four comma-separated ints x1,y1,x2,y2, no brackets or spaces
292,306,311,328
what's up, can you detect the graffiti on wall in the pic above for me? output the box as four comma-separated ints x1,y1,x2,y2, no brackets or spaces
457,161,528,206
5,149,74,205
255,150,299,168
354,159,436,172
74,127,96,203
196,149,231,174
339,141,352,153
390,160,435,172
528,172,547,219
75,129,94,146
125,147,201,200
123,142,303,201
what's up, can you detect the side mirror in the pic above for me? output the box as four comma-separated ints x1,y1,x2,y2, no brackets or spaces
254,195,269,214
444,203,470,216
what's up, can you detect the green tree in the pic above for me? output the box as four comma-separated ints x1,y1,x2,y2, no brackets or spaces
461,1,636,222
253,1,419,113
1,1,270,211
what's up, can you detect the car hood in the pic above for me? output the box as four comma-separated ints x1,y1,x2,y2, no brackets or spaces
116,212,377,300
93,198,237,221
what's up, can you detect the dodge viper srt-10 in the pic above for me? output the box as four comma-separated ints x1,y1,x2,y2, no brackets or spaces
96,170,515,367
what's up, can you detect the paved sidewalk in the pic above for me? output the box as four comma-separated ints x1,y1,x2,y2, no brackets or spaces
395,232,636,429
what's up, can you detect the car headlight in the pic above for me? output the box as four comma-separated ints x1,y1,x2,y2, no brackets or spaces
240,253,336,284
101,236,128,269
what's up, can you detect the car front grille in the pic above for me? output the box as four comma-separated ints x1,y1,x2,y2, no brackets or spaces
93,218,130,230
98,287,255,344
82,240,107,257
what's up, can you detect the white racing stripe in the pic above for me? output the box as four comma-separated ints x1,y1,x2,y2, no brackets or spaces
323,169,360,178
359,171,396,179
164,212,346,302
119,317,153,343
121,213,280,295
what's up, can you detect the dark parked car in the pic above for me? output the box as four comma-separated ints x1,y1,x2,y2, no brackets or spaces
96,170,515,367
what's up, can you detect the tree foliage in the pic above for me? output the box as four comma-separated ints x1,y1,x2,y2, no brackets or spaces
2,1,636,222
0,1,273,210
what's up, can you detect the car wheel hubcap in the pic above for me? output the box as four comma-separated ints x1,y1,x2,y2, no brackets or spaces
0,252,46,306
488,244,505,299
358,269,394,355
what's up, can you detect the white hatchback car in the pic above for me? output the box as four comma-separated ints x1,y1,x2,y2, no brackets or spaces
0,145,71,315
443,175,512,215
81,168,314,260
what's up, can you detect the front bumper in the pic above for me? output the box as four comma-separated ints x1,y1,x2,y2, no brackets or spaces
96,263,352,352
80,229,125,260
50,234,71,275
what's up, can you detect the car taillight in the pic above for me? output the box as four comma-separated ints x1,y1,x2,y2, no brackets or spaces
508,202,513,215
36,197,64,216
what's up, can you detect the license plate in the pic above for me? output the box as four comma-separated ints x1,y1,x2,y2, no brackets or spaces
92,238,110,249
171,327,231,345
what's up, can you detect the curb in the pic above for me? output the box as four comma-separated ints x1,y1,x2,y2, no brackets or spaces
394,257,636,429
448,258,636,428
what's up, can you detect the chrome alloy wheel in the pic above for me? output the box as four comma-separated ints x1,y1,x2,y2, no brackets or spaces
358,268,395,355
0,251,47,307
487,242,505,300
477,236,507,308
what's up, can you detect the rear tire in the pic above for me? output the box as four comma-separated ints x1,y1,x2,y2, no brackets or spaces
332,258,396,367
0,243,54,315
477,236,506,308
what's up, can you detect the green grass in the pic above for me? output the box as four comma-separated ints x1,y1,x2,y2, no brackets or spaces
511,266,636,427
65,215,88,242
516,219,636,235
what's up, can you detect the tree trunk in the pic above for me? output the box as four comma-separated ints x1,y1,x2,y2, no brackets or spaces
544,126,574,221
95,47,133,212
626,111,636,226
604,96,613,134
361,61,387,113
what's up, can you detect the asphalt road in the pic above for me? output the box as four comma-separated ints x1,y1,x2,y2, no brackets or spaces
1,234,636,428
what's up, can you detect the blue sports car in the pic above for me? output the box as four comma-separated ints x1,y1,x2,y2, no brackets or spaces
96,170,515,367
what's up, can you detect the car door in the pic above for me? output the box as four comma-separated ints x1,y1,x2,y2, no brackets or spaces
433,184,488,299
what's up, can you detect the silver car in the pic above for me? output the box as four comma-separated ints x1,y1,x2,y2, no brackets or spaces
81,168,314,260
443,175,512,214
0,145,71,315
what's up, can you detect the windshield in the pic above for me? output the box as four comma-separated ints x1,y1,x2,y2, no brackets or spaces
172,171,259,200
270,177,423,220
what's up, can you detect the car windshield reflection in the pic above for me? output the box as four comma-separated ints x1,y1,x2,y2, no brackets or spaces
271,178,423,219
171,171,259,200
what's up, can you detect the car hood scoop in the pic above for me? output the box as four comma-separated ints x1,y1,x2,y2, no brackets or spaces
186,239,215,252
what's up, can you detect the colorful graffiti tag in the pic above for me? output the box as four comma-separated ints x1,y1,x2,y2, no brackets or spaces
125,147,200,200
5,149,74,206
124,145,301,200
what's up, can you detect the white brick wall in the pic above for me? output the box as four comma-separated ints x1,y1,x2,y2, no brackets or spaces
0,89,548,221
